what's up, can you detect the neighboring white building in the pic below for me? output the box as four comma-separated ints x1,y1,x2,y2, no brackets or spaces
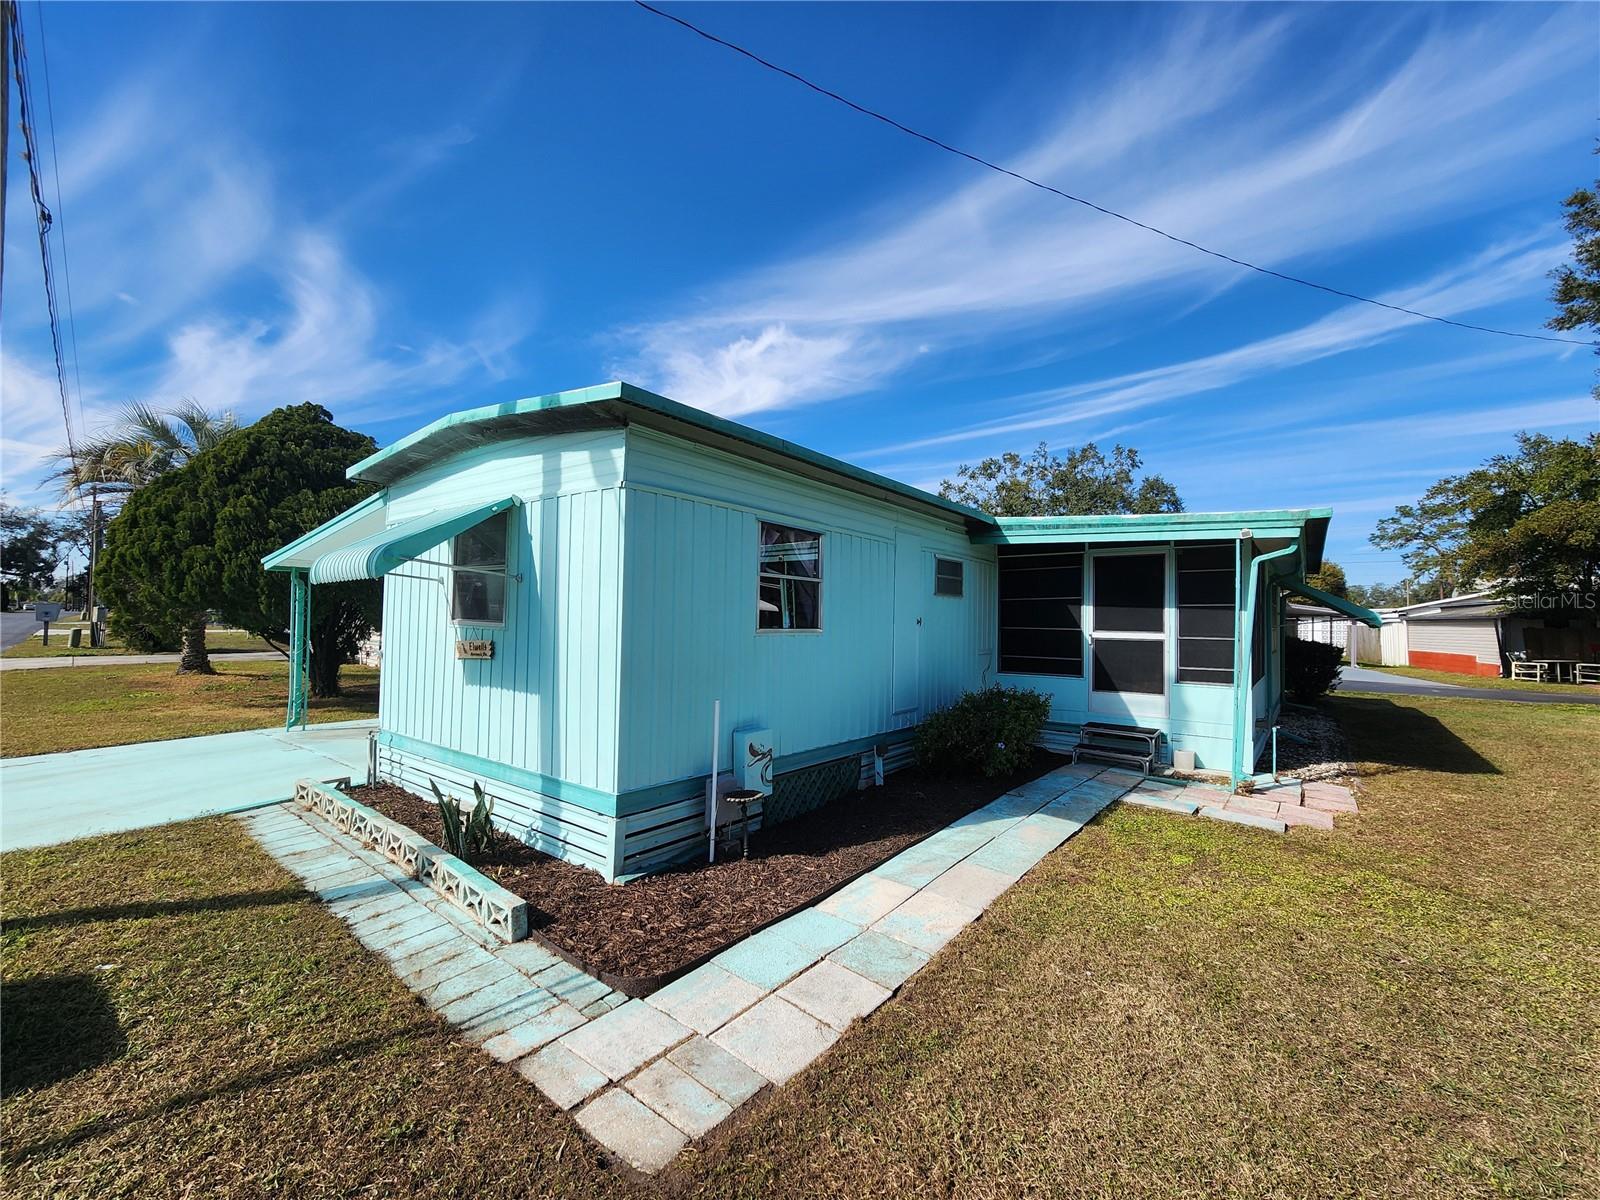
1381,590,1599,677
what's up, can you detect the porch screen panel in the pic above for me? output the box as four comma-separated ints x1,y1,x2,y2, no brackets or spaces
1092,639,1165,694
998,546,1083,676
1177,543,1234,685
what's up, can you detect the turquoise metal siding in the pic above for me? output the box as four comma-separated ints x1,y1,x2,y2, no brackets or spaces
378,430,626,795
616,428,994,795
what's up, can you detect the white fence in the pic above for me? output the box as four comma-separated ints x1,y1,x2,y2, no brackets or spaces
1292,617,1408,666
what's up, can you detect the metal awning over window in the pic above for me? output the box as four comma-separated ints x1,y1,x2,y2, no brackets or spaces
1279,578,1383,628
308,497,516,584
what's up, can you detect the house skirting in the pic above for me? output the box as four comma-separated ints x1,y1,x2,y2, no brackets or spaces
1408,649,1500,677
375,728,921,882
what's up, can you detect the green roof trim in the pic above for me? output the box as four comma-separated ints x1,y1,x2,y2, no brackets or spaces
346,380,995,529
261,490,388,572
972,508,1331,557
1281,578,1383,628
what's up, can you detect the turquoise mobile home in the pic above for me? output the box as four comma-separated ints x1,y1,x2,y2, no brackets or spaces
265,381,1378,881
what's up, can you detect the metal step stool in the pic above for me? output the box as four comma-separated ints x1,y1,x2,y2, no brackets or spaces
1072,721,1162,774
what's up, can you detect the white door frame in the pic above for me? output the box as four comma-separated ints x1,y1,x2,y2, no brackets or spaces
1087,546,1170,720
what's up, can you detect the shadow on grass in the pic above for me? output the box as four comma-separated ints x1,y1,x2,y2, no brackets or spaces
1,974,127,1093
1331,695,1500,778
3,887,307,934
2,1019,438,1164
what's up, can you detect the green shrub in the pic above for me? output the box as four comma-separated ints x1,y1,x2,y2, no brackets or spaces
915,685,1051,777
1285,636,1343,702
429,779,497,861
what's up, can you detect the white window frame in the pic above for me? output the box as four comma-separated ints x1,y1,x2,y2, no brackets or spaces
450,509,511,629
757,519,823,634
933,555,965,598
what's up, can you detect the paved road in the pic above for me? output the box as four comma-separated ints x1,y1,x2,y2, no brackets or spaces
0,611,40,650
1,649,283,671
1336,665,1600,705
0,720,376,851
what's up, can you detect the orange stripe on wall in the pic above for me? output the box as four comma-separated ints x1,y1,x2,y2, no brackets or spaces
1408,649,1501,677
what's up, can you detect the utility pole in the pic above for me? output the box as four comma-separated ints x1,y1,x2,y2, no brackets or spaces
85,489,103,643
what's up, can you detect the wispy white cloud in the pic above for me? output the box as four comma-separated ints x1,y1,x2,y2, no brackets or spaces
861,232,1571,459
151,233,525,421
0,354,83,500
619,6,1591,416
0,47,531,500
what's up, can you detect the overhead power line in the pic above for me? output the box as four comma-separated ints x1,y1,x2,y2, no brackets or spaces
33,1,86,432
5,0,79,464
635,1,1595,348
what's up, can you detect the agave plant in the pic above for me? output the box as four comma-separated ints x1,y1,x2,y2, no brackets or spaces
429,779,497,861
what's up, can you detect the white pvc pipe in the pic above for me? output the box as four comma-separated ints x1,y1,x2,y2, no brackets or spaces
707,699,721,863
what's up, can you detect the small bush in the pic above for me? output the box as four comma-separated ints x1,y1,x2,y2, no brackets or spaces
1285,636,1343,702
916,685,1051,777
429,779,497,862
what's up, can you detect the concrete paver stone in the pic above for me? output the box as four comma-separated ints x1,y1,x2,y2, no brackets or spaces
574,1089,687,1173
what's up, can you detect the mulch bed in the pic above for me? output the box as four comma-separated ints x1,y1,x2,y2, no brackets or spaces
347,749,1061,985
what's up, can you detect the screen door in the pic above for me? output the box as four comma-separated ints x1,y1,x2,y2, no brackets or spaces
1089,552,1167,716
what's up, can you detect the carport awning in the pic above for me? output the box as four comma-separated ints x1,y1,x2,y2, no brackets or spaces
1281,578,1383,628
308,497,516,584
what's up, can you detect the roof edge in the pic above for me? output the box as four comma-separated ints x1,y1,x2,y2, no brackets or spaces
347,380,996,530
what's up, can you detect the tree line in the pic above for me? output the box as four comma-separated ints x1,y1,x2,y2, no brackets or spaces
1,402,380,696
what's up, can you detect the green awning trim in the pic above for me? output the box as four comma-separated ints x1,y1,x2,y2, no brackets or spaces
1280,578,1383,628
308,497,516,584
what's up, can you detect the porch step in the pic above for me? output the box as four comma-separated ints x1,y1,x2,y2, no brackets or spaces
1072,722,1162,775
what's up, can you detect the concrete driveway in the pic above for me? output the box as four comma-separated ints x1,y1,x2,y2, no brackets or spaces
1336,665,1600,706
0,720,375,851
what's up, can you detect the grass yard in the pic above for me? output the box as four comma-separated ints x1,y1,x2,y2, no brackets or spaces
1360,663,1600,696
0,661,377,758
3,628,278,659
2,693,1596,1198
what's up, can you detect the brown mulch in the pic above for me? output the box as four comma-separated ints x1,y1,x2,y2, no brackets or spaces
348,750,1061,984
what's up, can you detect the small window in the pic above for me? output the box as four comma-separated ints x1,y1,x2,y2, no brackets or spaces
759,521,821,630
452,510,508,625
934,556,964,597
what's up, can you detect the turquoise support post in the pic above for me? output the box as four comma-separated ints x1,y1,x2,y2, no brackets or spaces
286,568,311,730
1232,541,1297,792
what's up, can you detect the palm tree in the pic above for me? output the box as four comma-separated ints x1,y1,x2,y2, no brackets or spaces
49,399,239,498
48,400,240,674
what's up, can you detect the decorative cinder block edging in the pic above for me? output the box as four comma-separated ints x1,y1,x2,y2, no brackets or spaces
293,779,530,943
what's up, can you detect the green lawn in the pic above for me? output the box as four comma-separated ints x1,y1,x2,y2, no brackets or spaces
2,694,1596,1198
3,628,278,659
0,660,377,758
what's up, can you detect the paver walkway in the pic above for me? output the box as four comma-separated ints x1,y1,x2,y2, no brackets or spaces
1119,775,1360,832
0,721,375,851
239,759,1143,1173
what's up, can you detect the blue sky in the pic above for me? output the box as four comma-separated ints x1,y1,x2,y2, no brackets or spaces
3,1,1596,583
